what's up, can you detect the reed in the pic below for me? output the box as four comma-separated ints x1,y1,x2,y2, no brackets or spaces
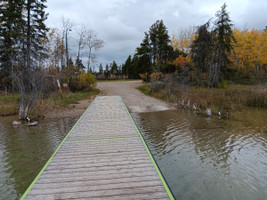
138,82,267,117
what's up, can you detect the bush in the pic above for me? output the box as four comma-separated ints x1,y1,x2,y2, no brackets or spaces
150,72,163,82
69,72,96,92
139,73,150,82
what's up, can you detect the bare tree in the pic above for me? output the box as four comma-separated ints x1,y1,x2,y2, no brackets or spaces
176,26,195,54
76,24,87,62
61,17,73,69
46,28,65,70
14,60,48,120
86,28,104,72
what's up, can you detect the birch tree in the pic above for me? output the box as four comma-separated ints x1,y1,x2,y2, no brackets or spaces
86,28,104,72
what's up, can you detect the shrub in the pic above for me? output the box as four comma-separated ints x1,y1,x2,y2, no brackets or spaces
139,73,150,82
150,72,163,82
69,72,96,92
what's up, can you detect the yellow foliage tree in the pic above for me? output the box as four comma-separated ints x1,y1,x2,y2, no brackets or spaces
171,28,195,54
171,55,190,68
232,28,267,74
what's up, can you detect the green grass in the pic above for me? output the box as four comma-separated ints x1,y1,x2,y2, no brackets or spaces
137,85,151,95
55,89,100,107
0,93,20,102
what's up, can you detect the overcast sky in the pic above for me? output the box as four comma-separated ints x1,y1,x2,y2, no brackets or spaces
45,0,267,69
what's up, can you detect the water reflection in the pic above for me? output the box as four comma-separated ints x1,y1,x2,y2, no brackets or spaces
133,109,267,200
0,116,77,200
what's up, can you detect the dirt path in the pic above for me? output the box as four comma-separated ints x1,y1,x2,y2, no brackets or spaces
45,80,174,119
97,80,174,113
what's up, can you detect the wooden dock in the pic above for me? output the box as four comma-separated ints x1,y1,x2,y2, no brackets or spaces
21,96,174,200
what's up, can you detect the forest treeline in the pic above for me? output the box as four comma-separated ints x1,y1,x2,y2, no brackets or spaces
0,1,266,118
114,3,266,86
0,0,102,119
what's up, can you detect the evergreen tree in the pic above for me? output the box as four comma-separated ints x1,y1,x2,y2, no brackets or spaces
212,3,235,80
24,0,49,68
128,55,139,79
118,65,122,76
110,61,118,75
99,63,103,74
149,20,173,70
136,32,152,74
75,56,85,71
104,64,109,78
122,55,131,76
0,0,24,91
191,21,213,73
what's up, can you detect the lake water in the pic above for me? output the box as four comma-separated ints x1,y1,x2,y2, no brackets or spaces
133,109,267,200
0,109,266,200
0,116,77,200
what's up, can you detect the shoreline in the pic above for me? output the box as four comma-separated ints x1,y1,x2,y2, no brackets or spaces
1,90,101,121
43,94,99,120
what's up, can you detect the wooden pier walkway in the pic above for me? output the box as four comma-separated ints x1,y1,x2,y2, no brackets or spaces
21,96,174,200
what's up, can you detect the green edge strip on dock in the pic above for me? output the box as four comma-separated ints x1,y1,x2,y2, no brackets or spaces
65,136,139,142
20,99,96,200
121,97,175,200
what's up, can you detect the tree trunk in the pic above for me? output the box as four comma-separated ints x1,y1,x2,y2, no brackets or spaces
19,90,25,120
26,1,31,69
87,47,92,72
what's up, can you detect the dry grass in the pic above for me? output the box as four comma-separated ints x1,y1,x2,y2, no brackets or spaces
138,82,267,117
0,93,20,116
0,89,100,117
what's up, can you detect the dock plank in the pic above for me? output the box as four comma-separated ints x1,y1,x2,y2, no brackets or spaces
22,96,172,200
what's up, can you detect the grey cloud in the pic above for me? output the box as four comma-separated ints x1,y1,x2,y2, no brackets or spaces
46,0,267,68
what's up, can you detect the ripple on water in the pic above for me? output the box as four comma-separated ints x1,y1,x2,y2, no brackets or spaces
0,116,78,200
134,109,267,200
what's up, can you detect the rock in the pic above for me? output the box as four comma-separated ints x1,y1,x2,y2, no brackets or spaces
218,111,221,116
12,120,21,126
206,108,212,117
26,121,38,126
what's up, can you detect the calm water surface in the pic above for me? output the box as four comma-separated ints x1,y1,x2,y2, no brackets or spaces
0,116,77,200
0,109,266,200
133,110,267,200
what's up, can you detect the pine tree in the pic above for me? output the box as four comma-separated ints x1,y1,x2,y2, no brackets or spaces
191,21,213,73
136,32,152,74
24,0,49,68
104,64,109,78
99,63,103,74
75,56,85,71
122,55,131,76
17,0,49,119
0,0,24,91
128,55,139,79
110,61,118,75
149,20,173,70
212,3,235,80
